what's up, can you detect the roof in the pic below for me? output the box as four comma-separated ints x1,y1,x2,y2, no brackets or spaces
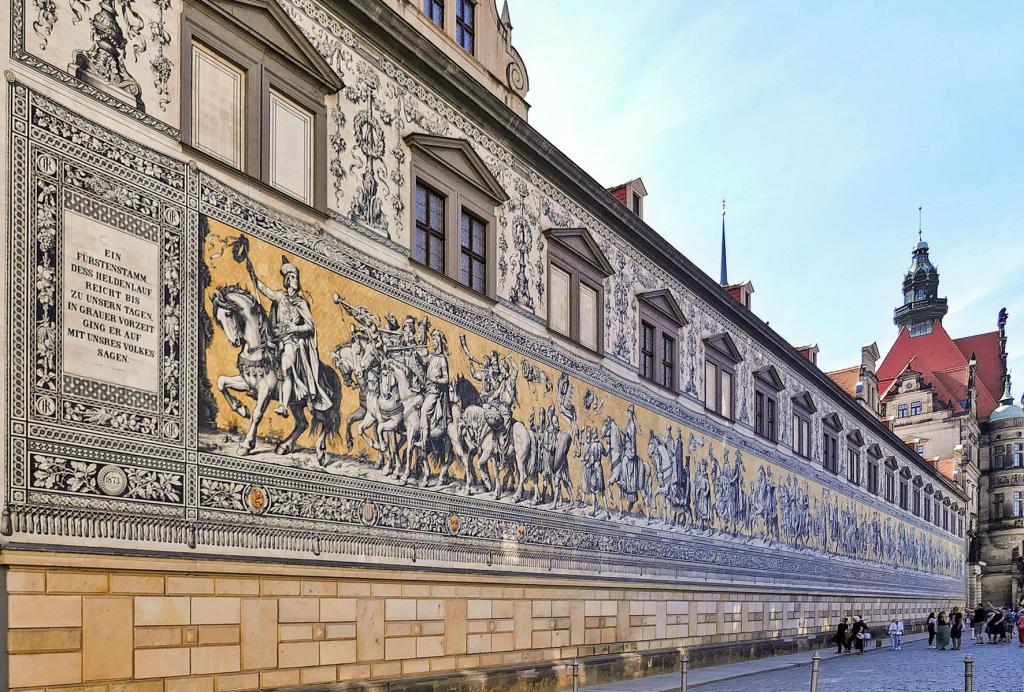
929,452,961,482
827,365,861,399
876,321,1002,420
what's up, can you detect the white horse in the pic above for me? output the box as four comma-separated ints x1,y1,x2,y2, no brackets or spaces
210,285,341,464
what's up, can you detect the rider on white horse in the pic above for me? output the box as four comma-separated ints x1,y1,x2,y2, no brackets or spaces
247,256,331,417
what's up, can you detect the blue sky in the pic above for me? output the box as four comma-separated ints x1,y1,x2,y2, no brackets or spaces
510,1,1024,382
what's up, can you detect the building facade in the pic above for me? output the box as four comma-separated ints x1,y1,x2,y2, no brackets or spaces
867,237,1017,606
0,1,967,690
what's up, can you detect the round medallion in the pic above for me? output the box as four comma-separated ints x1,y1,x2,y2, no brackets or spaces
34,395,57,418
515,523,526,542
162,420,181,440
163,207,181,227
244,485,270,515
447,512,461,536
97,464,128,497
359,500,378,526
35,153,57,176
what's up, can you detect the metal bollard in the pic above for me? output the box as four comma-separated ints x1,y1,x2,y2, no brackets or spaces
679,648,689,692
572,657,580,692
964,654,973,692
809,652,821,692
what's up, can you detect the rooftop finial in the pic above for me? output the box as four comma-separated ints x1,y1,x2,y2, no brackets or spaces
719,197,728,286
918,206,923,242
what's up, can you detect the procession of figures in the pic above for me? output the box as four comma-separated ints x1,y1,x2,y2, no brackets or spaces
205,235,956,575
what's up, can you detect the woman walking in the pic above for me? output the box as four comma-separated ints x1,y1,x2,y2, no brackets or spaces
850,616,867,656
833,618,849,654
927,611,937,648
935,611,951,650
887,617,903,651
950,607,963,650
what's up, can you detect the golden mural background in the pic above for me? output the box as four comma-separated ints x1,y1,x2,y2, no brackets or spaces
200,218,960,575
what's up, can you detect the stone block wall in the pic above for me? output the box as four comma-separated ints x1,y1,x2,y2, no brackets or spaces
3,551,962,691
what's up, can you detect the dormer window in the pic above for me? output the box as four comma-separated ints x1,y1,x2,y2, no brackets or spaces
455,0,475,54
631,192,642,215
545,228,613,354
424,0,444,28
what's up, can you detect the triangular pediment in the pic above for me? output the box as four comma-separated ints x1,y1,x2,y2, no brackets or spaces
899,465,912,478
923,482,934,494
884,455,899,470
196,0,344,92
822,412,842,431
754,365,785,392
792,391,816,413
405,134,508,204
913,475,924,487
637,290,687,327
866,443,882,458
846,429,865,447
703,333,742,364
544,228,614,277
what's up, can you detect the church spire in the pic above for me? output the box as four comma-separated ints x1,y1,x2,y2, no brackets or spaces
719,198,728,286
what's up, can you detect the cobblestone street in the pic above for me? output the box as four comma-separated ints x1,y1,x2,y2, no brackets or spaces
696,638,1024,692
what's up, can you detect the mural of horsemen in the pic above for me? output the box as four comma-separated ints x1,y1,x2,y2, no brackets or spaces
198,219,962,578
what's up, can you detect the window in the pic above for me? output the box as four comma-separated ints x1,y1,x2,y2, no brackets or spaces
885,469,896,503
455,0,475,54
181,1,339,209
424,0,444,27
924,495,932,522
943,507,949,531
847,448,861,484
753,366,783,442
994,494,1004,520
636,291,686,392
823,431,839,473
913,485,921,516
916,444,925,454
897,403,908,418
994,444,1005,469
899,475,909,510
414,182,446,273
703,334,741,419
459,210,487,295
545,229,613,353
407,134,507,299
791,393,814,459
631,192,642,215
916,289,926,300
910,401,922,416
909,322,933,337
1015,492,1024,519
640,322,655,381
866,451,880,495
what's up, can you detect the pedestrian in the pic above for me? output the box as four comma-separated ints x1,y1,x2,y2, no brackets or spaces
1017,610,1024,647
971,603,988,643
987,609,1003,643
1004,608,1015,643
935,611,951,650
850,616,867,656
833,617,849,654
887,617,903,651
927,611,937,648
950,607,963,650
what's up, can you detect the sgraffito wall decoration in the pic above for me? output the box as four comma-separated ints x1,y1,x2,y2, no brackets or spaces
4,81,964,598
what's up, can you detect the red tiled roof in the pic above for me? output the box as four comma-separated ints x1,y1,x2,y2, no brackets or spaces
826,365,860,399
876,321,1003,420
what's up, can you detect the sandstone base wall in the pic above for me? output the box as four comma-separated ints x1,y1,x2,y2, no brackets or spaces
1,549,962,691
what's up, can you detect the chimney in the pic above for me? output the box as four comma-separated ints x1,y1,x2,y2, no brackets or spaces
606,178,648,219
796,344,819,366
724,281,754,310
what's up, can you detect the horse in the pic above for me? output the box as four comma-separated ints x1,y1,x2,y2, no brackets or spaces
210,285,341,465
648,431,684,525
373,356,423,481
602,416,651,521
330,337,377,453
450,375,532,501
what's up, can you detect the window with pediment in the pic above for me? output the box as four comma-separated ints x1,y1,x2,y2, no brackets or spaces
791,391,815,459
703,333,741,420
180,0,342,209
637,290,687,392
545,228,613,354
846,429,864,485
821,412,842,473
406,134,508,299
754,366,783,442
